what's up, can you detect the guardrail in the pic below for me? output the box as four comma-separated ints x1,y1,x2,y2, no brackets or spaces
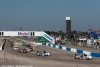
42,43,100,58
2,39,6,50
0,39,6,50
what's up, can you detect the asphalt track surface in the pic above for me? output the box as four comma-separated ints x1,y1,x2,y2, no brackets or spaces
0,39,3,45
0,40,100,67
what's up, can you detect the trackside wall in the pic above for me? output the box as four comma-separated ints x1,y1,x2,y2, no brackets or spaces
42,43,100,58
0,39,6,50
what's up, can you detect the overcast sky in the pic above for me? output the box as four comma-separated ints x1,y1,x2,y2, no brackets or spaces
0,0,100,32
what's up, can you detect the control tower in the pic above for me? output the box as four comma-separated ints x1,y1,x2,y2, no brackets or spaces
66,17,71,40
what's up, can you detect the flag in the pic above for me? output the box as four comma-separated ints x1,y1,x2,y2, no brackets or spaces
89,26,93,31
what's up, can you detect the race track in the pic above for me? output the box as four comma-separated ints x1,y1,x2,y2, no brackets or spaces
1,40,100,67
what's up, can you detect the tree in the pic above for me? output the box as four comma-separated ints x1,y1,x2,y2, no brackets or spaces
73,30,77,34
45,31,51,35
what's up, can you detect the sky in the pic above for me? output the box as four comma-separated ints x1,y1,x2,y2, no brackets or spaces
0,0,100,32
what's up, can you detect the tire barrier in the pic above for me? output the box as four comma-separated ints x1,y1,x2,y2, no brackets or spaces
42,43,100,58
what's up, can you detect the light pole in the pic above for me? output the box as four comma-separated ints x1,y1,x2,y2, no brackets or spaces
57,28,62,37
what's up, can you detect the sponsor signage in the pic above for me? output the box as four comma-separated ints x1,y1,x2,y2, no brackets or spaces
43,34,53,42
38,36,46,42
18,32,30,36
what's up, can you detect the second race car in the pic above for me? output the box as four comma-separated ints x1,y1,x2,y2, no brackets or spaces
37,50,51,56
74,53,93,60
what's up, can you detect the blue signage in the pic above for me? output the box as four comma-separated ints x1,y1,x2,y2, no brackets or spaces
18,32,30,36
43,34,53,42
89,32,98,39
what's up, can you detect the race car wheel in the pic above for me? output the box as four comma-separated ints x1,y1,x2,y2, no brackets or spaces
74,57,77,59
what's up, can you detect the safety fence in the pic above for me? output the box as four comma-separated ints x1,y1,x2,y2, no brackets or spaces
42,43,100,58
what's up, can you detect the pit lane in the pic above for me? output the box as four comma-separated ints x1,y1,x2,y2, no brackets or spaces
1,40,100,67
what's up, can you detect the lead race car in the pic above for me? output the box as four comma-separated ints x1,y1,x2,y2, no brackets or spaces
74,53,93,60
37,50,51,56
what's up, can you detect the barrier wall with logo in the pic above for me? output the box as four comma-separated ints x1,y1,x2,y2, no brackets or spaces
42,43,100,58
0,31,55,44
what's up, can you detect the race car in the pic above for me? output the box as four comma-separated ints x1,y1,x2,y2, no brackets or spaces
37,50,51,56
13,46,19,51
74,53,93,60
27,47,35,51
24,47,31,52
18,48,28,53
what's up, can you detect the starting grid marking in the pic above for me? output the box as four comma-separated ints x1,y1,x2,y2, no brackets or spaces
1,65,33,67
